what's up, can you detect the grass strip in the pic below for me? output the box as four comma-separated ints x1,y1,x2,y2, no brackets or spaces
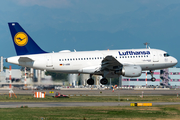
0,105,180,119
0,95,180,102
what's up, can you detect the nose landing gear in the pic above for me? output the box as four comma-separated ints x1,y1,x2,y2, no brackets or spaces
150,70,156,82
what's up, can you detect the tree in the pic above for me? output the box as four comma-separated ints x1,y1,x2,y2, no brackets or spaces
45,71,68,81
3,66,8,69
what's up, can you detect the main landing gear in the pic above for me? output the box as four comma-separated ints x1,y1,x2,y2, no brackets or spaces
87,75,108,85
150,70,156,82
100,78,108,85
87,78,94,85
87,74,94,85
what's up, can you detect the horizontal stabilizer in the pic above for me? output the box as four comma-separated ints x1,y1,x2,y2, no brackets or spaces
18,57,34,62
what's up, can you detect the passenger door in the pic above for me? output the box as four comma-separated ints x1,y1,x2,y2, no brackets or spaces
46,55,53,67
153,51,159,62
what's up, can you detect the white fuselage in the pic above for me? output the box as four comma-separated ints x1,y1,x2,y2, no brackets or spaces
7,48,177,76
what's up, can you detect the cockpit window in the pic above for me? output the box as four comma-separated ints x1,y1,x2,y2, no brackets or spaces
164,53,170,57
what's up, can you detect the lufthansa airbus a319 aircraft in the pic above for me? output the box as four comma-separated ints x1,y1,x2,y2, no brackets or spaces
6,22,178,85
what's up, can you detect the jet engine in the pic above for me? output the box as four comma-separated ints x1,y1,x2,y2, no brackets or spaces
115,65,142,77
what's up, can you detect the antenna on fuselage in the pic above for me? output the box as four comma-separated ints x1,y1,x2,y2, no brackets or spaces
143,42,150,49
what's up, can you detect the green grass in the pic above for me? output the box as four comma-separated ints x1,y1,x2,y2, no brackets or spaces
0,95,180,119
0,105,180,119
0,94,180,102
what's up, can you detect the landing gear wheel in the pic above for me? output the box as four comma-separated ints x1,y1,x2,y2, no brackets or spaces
150,70,156,82
151,77,156,82
87,78,94,85
100,78,108,85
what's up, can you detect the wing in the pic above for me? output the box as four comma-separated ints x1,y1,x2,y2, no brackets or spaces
101,56,123,71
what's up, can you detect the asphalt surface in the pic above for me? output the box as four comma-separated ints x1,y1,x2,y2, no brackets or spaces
0,102,180,108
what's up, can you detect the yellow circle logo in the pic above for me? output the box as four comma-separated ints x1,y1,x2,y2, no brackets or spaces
14,32,28,46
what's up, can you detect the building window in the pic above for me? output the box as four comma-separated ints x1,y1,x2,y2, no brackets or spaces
130,79,137,81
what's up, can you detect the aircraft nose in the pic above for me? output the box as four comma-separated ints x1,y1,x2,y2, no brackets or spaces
172,57,178,65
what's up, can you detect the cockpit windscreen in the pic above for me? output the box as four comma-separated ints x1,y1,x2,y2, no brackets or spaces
164,53,170,57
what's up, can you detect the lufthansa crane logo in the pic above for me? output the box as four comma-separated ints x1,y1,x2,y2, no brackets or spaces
14,32,28,46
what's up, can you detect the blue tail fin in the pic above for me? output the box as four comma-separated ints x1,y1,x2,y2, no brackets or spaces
8,22,47,56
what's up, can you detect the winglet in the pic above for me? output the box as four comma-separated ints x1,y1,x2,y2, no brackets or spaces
8,22,47,56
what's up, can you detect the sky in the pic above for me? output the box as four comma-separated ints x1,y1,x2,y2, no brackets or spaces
0,0,180,68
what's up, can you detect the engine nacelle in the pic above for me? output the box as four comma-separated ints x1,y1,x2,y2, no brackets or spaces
122,66,142,77
115,65,142,77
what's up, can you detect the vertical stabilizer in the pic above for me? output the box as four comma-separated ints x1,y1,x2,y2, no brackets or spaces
8,22,47,56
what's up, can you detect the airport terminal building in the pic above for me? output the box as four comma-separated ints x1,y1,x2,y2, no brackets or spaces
122,67,180,87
